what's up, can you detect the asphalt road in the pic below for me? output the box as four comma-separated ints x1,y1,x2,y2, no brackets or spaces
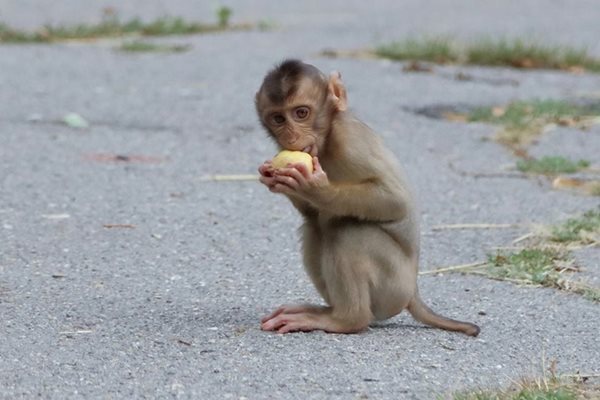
1,1,599,399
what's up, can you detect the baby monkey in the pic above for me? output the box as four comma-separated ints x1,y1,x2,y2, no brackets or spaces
255,59,480,336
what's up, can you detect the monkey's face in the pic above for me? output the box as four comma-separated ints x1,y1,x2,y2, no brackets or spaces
262,104,322,156
257,78,330,157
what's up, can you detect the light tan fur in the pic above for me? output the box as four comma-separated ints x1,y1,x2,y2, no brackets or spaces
256,60,480,336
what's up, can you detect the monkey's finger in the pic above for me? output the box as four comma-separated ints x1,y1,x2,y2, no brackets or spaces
277,324,308,334
259,176,277,186
261,306,287,323
273,174,300,190
276,315,315,334
291,163,312,179
270,183,293,195
261,305,313,323
312,157,324,174
261,315,289,331
275,168,307,186
258,163,274,177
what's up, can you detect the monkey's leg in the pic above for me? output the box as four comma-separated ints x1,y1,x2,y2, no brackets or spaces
261,220,331,331
262,226,374,334
301,219,329,303
261,304,328,325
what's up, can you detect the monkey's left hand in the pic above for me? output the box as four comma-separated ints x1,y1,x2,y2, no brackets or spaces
271,157,330,198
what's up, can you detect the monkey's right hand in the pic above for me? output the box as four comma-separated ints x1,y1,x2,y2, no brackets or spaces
258,160,278,191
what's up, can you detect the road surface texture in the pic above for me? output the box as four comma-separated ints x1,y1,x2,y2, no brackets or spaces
1,1,599,399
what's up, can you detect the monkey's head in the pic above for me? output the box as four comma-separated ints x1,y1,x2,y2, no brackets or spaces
255,59,347,157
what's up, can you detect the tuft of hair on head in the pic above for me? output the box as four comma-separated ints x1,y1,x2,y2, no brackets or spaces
259,59,327,105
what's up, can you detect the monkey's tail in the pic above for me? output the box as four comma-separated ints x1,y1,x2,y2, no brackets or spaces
407,292,480,337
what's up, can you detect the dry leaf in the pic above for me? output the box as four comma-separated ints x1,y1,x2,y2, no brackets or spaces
567,65,586,75
491,106,506,117
403,61,433,73
553,176,600,196
441,112,468,122
553,176,585,189
557,116,577,127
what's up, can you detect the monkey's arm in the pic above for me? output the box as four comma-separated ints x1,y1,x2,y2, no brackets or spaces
312,179,407,221
287,195,319,218
272,160,408,222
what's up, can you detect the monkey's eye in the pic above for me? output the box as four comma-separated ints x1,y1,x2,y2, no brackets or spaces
294,106,310,120
271,114,285,125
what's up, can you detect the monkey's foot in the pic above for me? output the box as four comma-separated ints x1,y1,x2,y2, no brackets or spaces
261,304,328,333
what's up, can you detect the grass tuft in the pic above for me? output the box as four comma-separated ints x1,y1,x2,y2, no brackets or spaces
216,6,233,27
549,209,600,243
516,156,589,175
453,387,576,400
481,248,600,302
467,99,600,147
451,361,599,400
374,37,600,73
375,37,459,64
0,9,247,43
486,248,568,286
466,38,600,72
118,40,191,53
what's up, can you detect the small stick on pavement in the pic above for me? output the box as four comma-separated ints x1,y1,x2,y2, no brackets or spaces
562,373,600,379
467,270,540,286
199,174,259,182
419,261,487,275
447,161,528,179
490,246,527,251
103,224,136,229
432,223,520,231
512,232,534,244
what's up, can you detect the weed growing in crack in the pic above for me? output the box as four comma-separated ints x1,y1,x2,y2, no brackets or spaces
374,37,600,73
549,209,600,244
516,156,590,175
0,8,250,43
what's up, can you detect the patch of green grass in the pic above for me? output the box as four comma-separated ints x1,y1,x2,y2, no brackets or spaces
481,248,599,302
216,6,233,27
0,9,247,43
486,248,568,286
467,99,600,147
469,100,599,128
374,37,600,73
118,40,191,53
375,37,459,64
451,364,600,400
467,38,600,72
453,387,576,400
583,287,600,302
550,209,600,243
516,156,590,175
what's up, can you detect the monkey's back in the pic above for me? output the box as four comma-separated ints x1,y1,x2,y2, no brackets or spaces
320,113,420,260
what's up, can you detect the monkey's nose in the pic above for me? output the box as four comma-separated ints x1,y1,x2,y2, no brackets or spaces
286,133,299,144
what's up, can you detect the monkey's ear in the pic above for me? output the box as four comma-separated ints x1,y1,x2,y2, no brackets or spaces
328,71,348,112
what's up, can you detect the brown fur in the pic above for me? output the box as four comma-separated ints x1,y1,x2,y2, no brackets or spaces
256,60,480,337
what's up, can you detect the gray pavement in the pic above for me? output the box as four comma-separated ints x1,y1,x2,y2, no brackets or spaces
1,1,599,399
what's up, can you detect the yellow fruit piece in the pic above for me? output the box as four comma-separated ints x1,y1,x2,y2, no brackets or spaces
272,150,313,173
